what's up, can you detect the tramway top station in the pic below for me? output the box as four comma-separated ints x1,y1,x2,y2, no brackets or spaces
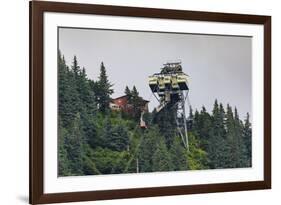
149,62,189,96
148,62,189,107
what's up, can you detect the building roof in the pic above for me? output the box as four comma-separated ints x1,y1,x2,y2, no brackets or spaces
112,95,149,102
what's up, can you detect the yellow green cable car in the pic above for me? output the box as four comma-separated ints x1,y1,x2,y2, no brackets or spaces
177,74,189,90
148,62,189,93
158,76,165,91
164,75,172,89
148,75,158,91
171,75,179,90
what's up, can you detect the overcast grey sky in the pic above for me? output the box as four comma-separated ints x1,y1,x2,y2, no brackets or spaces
58,27,252,120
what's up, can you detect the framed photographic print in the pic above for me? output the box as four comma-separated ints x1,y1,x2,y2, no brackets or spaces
29,0,271,204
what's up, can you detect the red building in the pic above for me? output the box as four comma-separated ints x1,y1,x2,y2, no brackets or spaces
110,95,149,113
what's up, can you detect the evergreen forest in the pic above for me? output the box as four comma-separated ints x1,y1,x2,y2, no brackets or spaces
58,51,252,176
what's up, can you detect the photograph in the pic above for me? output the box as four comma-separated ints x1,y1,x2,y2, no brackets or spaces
57,27,252,177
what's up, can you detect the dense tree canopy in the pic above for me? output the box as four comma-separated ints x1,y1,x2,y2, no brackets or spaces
58,51,252,176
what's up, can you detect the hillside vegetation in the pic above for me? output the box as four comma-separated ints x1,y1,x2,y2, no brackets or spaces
58,52,252,176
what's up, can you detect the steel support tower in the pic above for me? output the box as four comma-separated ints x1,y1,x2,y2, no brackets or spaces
149,62,190,150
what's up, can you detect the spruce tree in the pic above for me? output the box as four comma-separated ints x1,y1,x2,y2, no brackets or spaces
152,137,173,172
130,86,142,119
58,51,69,126
219,103,226,133
187,106,193,130
58,53,80,127
71,55,80,77
64,113,85,175
79,69,97,114
82,146,101,175
234,107,243,167
196,106,213,151
82,114,98,148
153,106,177,147
170,137,188,170
138,127,159,172
100,117,113,148
225,104,239,168
124,86,132,103
107,124,130,151
243,113,252,166
187,132,208,170
233,108,249,167
96,62,113,112
191,109,200,136
58,119,70,176
207,100,228,168
70,56,83,118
